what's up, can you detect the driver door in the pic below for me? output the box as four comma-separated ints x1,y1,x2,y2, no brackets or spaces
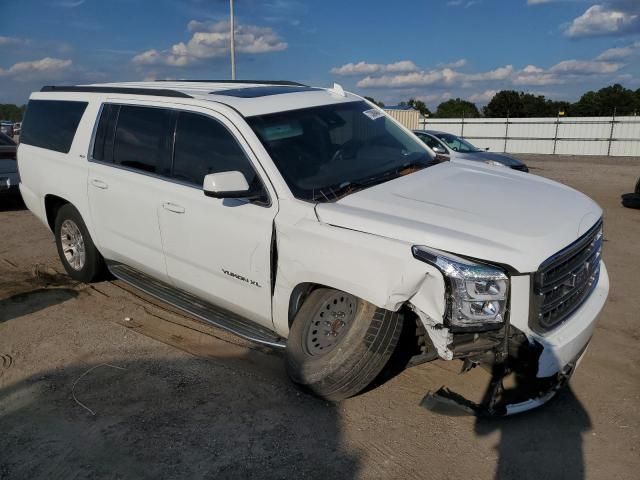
157,107,277,328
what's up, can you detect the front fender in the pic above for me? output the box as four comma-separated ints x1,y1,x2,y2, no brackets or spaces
271,208,445,337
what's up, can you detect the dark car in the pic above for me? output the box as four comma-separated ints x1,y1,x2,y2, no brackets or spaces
414,130,529,172
0,132,20,196
0,121,14,138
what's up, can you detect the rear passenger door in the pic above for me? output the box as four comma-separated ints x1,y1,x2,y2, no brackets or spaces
88,103,174,281
157,109,277,329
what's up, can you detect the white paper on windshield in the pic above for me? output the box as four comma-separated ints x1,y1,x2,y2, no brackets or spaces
363,109,385,120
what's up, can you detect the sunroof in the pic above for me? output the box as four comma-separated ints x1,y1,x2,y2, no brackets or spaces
213,85,321,98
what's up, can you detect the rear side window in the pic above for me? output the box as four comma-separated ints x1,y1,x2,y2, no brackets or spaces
21,100,88,153
172,111,257,187
92,104,120,163
113,105,173,175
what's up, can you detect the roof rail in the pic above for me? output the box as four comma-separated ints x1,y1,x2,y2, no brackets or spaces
40,85,193,98
154,79,308,87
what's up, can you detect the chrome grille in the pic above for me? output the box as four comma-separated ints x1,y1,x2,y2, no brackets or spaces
530,220,603,333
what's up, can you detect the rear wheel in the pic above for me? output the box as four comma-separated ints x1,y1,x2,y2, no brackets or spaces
286,288,404,401
54,204,105,282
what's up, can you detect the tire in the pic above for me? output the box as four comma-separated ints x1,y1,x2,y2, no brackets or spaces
286,288,404,401
621,193,640,209
54,204,105,282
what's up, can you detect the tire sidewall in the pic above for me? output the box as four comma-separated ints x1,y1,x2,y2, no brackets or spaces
286,288,381,385
54,204,102,282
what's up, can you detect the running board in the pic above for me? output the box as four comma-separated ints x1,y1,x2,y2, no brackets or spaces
108,262,286,349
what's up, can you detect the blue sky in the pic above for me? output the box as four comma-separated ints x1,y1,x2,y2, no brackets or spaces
1,0,639,107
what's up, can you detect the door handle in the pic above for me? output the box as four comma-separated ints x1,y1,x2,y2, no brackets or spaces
90,179,108,190
162,202,185,214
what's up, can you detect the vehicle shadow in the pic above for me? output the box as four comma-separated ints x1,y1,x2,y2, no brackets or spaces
475,387,591,480
0,195,26,212
0,288,78,323
0,356,360,479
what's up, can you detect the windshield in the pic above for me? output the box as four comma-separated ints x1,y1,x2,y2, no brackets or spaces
247,101,435,202
432,132,481,153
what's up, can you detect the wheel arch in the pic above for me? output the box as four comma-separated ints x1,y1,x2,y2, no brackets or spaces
44,194,70,232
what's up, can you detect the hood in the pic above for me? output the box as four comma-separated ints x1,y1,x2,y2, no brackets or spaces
0,158,17,174
456,151,524,167
315,162,601,273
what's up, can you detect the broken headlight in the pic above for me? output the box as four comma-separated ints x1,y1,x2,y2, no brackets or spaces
412,246,509,331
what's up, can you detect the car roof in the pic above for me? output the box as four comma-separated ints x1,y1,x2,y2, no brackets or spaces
38,81,363,117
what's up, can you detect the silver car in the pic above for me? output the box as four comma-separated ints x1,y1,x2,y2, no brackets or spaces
414,130,529,172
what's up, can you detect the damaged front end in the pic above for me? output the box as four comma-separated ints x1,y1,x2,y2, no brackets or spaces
408,245,582,417
419,324,582,417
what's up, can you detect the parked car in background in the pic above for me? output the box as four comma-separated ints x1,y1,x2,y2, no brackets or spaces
0,132,20,196
18,81,607,415
13,122,22,136
621,177,640,209
414,130,529,172
0,121,15,138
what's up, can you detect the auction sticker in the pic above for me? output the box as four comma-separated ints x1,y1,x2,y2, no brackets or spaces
363,109,385,120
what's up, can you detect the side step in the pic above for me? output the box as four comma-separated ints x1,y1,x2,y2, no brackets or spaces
108,262,286,349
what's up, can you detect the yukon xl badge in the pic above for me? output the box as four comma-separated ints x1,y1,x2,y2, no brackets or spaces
222,269,262,288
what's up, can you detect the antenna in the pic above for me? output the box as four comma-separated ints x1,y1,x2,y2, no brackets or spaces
329,83,346,97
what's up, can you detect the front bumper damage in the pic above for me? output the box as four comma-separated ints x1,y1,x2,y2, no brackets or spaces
407,262,607,417
419,325,587,417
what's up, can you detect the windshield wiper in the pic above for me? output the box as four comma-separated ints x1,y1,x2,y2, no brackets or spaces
311,159,437,203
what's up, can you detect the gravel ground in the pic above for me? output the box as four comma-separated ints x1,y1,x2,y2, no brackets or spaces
0,154,639,480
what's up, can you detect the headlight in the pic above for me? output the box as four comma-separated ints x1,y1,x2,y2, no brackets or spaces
412,246,509,331
484,160,506,167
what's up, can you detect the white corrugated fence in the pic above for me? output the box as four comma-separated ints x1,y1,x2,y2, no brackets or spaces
418,116,640,156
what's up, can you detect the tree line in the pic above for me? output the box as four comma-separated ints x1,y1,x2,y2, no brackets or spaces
0,104,26,123
366,84,640,118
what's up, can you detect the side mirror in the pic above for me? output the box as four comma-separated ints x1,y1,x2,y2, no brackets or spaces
203,171,251,199
432,145,446,154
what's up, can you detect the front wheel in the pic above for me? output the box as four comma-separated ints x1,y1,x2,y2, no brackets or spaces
54,204,105,282
286,288,404,401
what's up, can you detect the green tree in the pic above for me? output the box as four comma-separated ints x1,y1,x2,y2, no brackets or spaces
435,98,480,118
406,98,431,117
0,104,25,122
363,96,385,108
483,91,568,117
572,84,639,116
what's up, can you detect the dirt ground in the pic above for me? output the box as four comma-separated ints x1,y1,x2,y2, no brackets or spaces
1,154,639,480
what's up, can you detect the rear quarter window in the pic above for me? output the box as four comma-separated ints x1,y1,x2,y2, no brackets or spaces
21,100,88,153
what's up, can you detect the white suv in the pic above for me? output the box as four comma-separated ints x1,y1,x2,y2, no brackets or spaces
17,81,609,415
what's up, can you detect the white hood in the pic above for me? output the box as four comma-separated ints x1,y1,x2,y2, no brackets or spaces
315,162,601,273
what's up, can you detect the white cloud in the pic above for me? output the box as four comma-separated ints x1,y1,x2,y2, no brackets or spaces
465,65,514,81
596,40,640,60
330,60,418,76
356,68,459,88
52,0,86,7
549,59,623,74
438,58,467,69
447,0,482,7
354,64,516,89
133,20,287,67
0,57,73,78
0,36,25,46
566,3,640,37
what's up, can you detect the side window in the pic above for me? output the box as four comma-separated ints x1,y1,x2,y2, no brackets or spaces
113,105,173,175
21,100,88,153
92,104,119,162
424,135,447,152
172,111,257,187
